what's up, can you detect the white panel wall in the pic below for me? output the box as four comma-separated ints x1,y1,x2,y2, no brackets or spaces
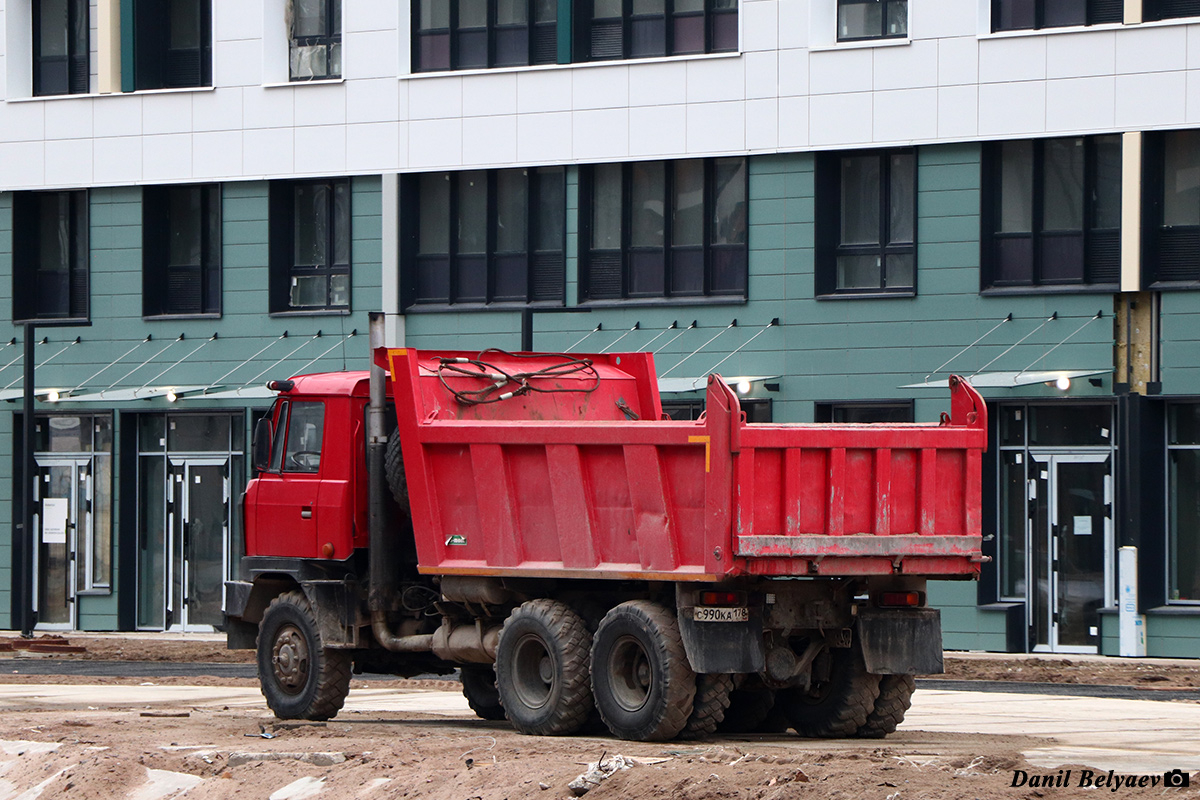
3,0,1200,188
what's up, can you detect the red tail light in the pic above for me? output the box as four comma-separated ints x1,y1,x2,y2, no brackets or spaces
699,591,742,606
878,591,923,607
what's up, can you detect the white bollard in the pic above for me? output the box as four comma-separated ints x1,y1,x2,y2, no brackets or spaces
1118,546,1146,657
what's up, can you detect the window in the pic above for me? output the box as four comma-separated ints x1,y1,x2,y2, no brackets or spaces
815,149,915,296
837,0,907,41
814,401,914,423
291,0,341,80
992,0,1122,31
982,136,1121,290
269,179,351,313
1145,130,1200,285
127,0,212,90
414,0,557,71
12,191,89,322
581,158,747,301
577,0,737,61
1168,404,1200,602
1144,0,1200,22
33,0,88,96
283,401,325,473
663,398,771,421
143,185,221,317
404,167,565,306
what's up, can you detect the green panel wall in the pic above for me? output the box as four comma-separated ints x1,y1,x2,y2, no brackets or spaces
0,177,384,631
1159,292,1200,395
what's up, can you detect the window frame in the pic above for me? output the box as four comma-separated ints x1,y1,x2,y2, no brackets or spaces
268,178,352,315
1166,401,1200,605
142,184,222,319
413,0,559,72
579,157,749,303
402,167,567,308
574,0,738,62
1143,130,1200,288
991,0,1123,32
290,0,342,81
32,0,90,96
12,190,90,324
815,148,917,298
981,136,1122,292
835,0,908,42
127,0,213,91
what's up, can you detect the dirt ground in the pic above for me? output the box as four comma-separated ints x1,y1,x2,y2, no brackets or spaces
0,636,1196,799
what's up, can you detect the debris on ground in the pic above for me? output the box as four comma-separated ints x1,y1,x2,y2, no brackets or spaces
568,753,638,795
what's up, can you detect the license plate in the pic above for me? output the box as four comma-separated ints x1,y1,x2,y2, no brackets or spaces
692,606,749,623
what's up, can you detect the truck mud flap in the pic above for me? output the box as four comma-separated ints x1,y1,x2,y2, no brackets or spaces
677,613,765,673
302,580,361,648
857,607,943,675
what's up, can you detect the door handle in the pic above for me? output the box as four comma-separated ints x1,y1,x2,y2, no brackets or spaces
301,507,313,519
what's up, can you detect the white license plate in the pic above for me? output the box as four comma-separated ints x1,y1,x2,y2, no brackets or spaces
692,606,749,623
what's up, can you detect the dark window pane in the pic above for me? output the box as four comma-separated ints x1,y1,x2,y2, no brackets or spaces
457,29,488,67
1093,135,1122,230
673,160,704,247
497,0,527,23
459,0,487,26
712,158,747,246
1028,404,1111,446
496,169,528,254
1039,232,1085,282
631,17,666,57
1043,0,1087,26
711,9,737,51
495,27,529,65
999,141,1034,233
294,183,329,266
633,0,664,12
889,152,914,244
456,254,488,301
1163,130,1200,227
170,0,201,49
493,253,528,300
592,164,623,250
457,171,487,255
995,236,1034,283
1000,406,1026,445
995,0,1036,29
709,246,747,294
419,173,451,254
40,0,70,57
1170,404,1200,445
629,251,665,295
886,0,907,35
1043,137,1084,232
167,414,230,452
284,401,324,473
332,181,350,266
673,15,705,54
534,167,565,252
1000,450,1027,598
595,0,621,18
39,193,71,276
840,156,881,246
631,162,665,248
168,186,203,267
671,248,704,294
1169,449,1200,601
534,0,556,23
418,33,449,70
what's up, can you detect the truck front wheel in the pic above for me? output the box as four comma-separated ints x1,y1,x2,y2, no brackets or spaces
591,601,696,742
257,590,351,721
495,599,594,735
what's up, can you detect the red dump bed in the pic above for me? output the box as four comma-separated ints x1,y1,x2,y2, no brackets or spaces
380,348,987,581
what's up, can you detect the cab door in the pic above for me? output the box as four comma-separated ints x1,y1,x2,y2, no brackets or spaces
253,399,326,557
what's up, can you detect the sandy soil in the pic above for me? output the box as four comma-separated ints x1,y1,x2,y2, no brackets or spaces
0,635,1196,798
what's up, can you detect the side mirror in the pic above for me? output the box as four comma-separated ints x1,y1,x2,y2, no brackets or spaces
252,417,274,473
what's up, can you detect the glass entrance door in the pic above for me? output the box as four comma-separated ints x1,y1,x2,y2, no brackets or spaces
167,459,229,630
34,458,90,630
1029,453,1112,653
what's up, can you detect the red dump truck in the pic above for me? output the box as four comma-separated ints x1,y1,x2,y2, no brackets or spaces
225,316,988,742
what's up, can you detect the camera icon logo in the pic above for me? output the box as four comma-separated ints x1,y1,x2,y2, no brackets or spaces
1164,769,1190,788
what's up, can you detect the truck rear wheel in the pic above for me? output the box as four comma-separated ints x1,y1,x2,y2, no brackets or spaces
495,599,593,736
717,685,777,734
680,673,734,739
460,666,506,721
855,674,915,738
257,590,351,721
591,601,696,742
777,643,880,738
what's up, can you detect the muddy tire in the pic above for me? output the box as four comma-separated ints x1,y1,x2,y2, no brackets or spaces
855,674,915,739
680,673,734,739
257,590,351,721
495,600,594,736
591,601,696,742
717,686,777,734
460,666,506,721
777,642,880,738
384,430,409,515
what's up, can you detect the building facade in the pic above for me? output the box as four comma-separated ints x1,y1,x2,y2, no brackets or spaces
0,0,1198,654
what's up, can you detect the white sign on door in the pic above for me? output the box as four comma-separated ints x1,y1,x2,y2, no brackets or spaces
42,498,69,544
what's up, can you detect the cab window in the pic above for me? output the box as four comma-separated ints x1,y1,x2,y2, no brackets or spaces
283,401,325,473
269,400,289,471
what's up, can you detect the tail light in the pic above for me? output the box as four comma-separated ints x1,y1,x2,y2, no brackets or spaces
877,591,923,608
699,591,743,606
